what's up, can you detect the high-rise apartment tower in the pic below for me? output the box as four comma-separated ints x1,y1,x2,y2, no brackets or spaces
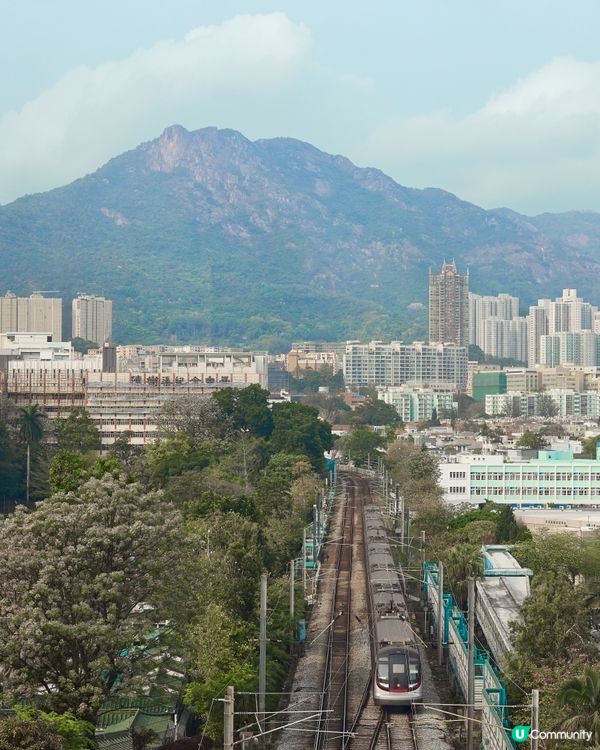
72,294,112,345
428,261,469,346
0,292,62,341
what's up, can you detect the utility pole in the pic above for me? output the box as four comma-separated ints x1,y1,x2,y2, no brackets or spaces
223,685,234,750
289,560,295,620
259,573,267,727
531,689,539,750
467,576,476,750
26,444,30,505
400,493,405,549
302,529,307,597
437,561,444,665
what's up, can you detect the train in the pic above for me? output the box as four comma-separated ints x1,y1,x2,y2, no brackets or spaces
363,500,422,707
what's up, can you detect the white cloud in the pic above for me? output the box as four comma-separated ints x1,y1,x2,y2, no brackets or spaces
0,13,311,205
361,56,600,213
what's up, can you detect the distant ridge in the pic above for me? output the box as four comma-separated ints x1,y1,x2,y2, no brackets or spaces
1,125,600,348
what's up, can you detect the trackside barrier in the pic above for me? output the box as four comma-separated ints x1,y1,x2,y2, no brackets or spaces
423,563,514,750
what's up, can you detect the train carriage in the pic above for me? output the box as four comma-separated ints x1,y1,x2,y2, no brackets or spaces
364,502,423,706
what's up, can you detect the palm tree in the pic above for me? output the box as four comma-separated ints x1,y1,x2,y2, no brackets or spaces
558,666,600,739
444,543,484,608
18,404,45,504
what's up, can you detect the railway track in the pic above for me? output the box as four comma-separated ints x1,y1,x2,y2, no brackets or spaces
314,476,356,749
314,472,419,750
346,687,417,750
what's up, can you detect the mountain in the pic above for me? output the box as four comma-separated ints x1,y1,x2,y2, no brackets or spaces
2,124,600,350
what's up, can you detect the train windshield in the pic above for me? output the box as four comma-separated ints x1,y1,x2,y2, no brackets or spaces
377,652,421,690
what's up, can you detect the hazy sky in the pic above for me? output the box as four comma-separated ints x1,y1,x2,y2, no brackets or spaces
2,0,600,214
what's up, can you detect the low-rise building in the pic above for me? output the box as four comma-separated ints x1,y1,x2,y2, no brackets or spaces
505,368,542,393
286,349,342,375
485,389,600,418
439,449,600,507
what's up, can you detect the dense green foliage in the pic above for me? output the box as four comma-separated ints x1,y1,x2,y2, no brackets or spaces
69,337,98,355
516,430,548,450
0,388,330,744
0,714,64,750
350,397,402,427
55,408,100,453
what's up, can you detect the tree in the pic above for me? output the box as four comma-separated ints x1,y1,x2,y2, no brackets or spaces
17,404,46,504
442,543,483,608
184,602,256,739
70,337,98,354
385,442,442,512
558,666,600,739
0,474,186,721
17,404,45,446
516,430,547,450
511,572,589,664
0,418,20,500
270,402,332,471
13,708,95,750
351,398,402,427
107,431,142,467
55,408,100,453
501,398,521,418
49,449,91,493
0,715,64,750
158,396,232,448
495,505,531,543
536,392,559,418
512,531,585,583
213,385,273,438
48,451,121,494
337,428,385,463
254,452,312,520
581,434,600,458
187,512,265,618
145,435,211,487
301,393,350,424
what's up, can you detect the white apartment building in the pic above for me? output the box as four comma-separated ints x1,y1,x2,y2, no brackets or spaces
0,292,62,341
540,331,600,367
72,294,113,345
377,386,455,422
485,389,600,418
469,292,527,362
528,289,597,367
343,341,467,388
480,317,528,362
